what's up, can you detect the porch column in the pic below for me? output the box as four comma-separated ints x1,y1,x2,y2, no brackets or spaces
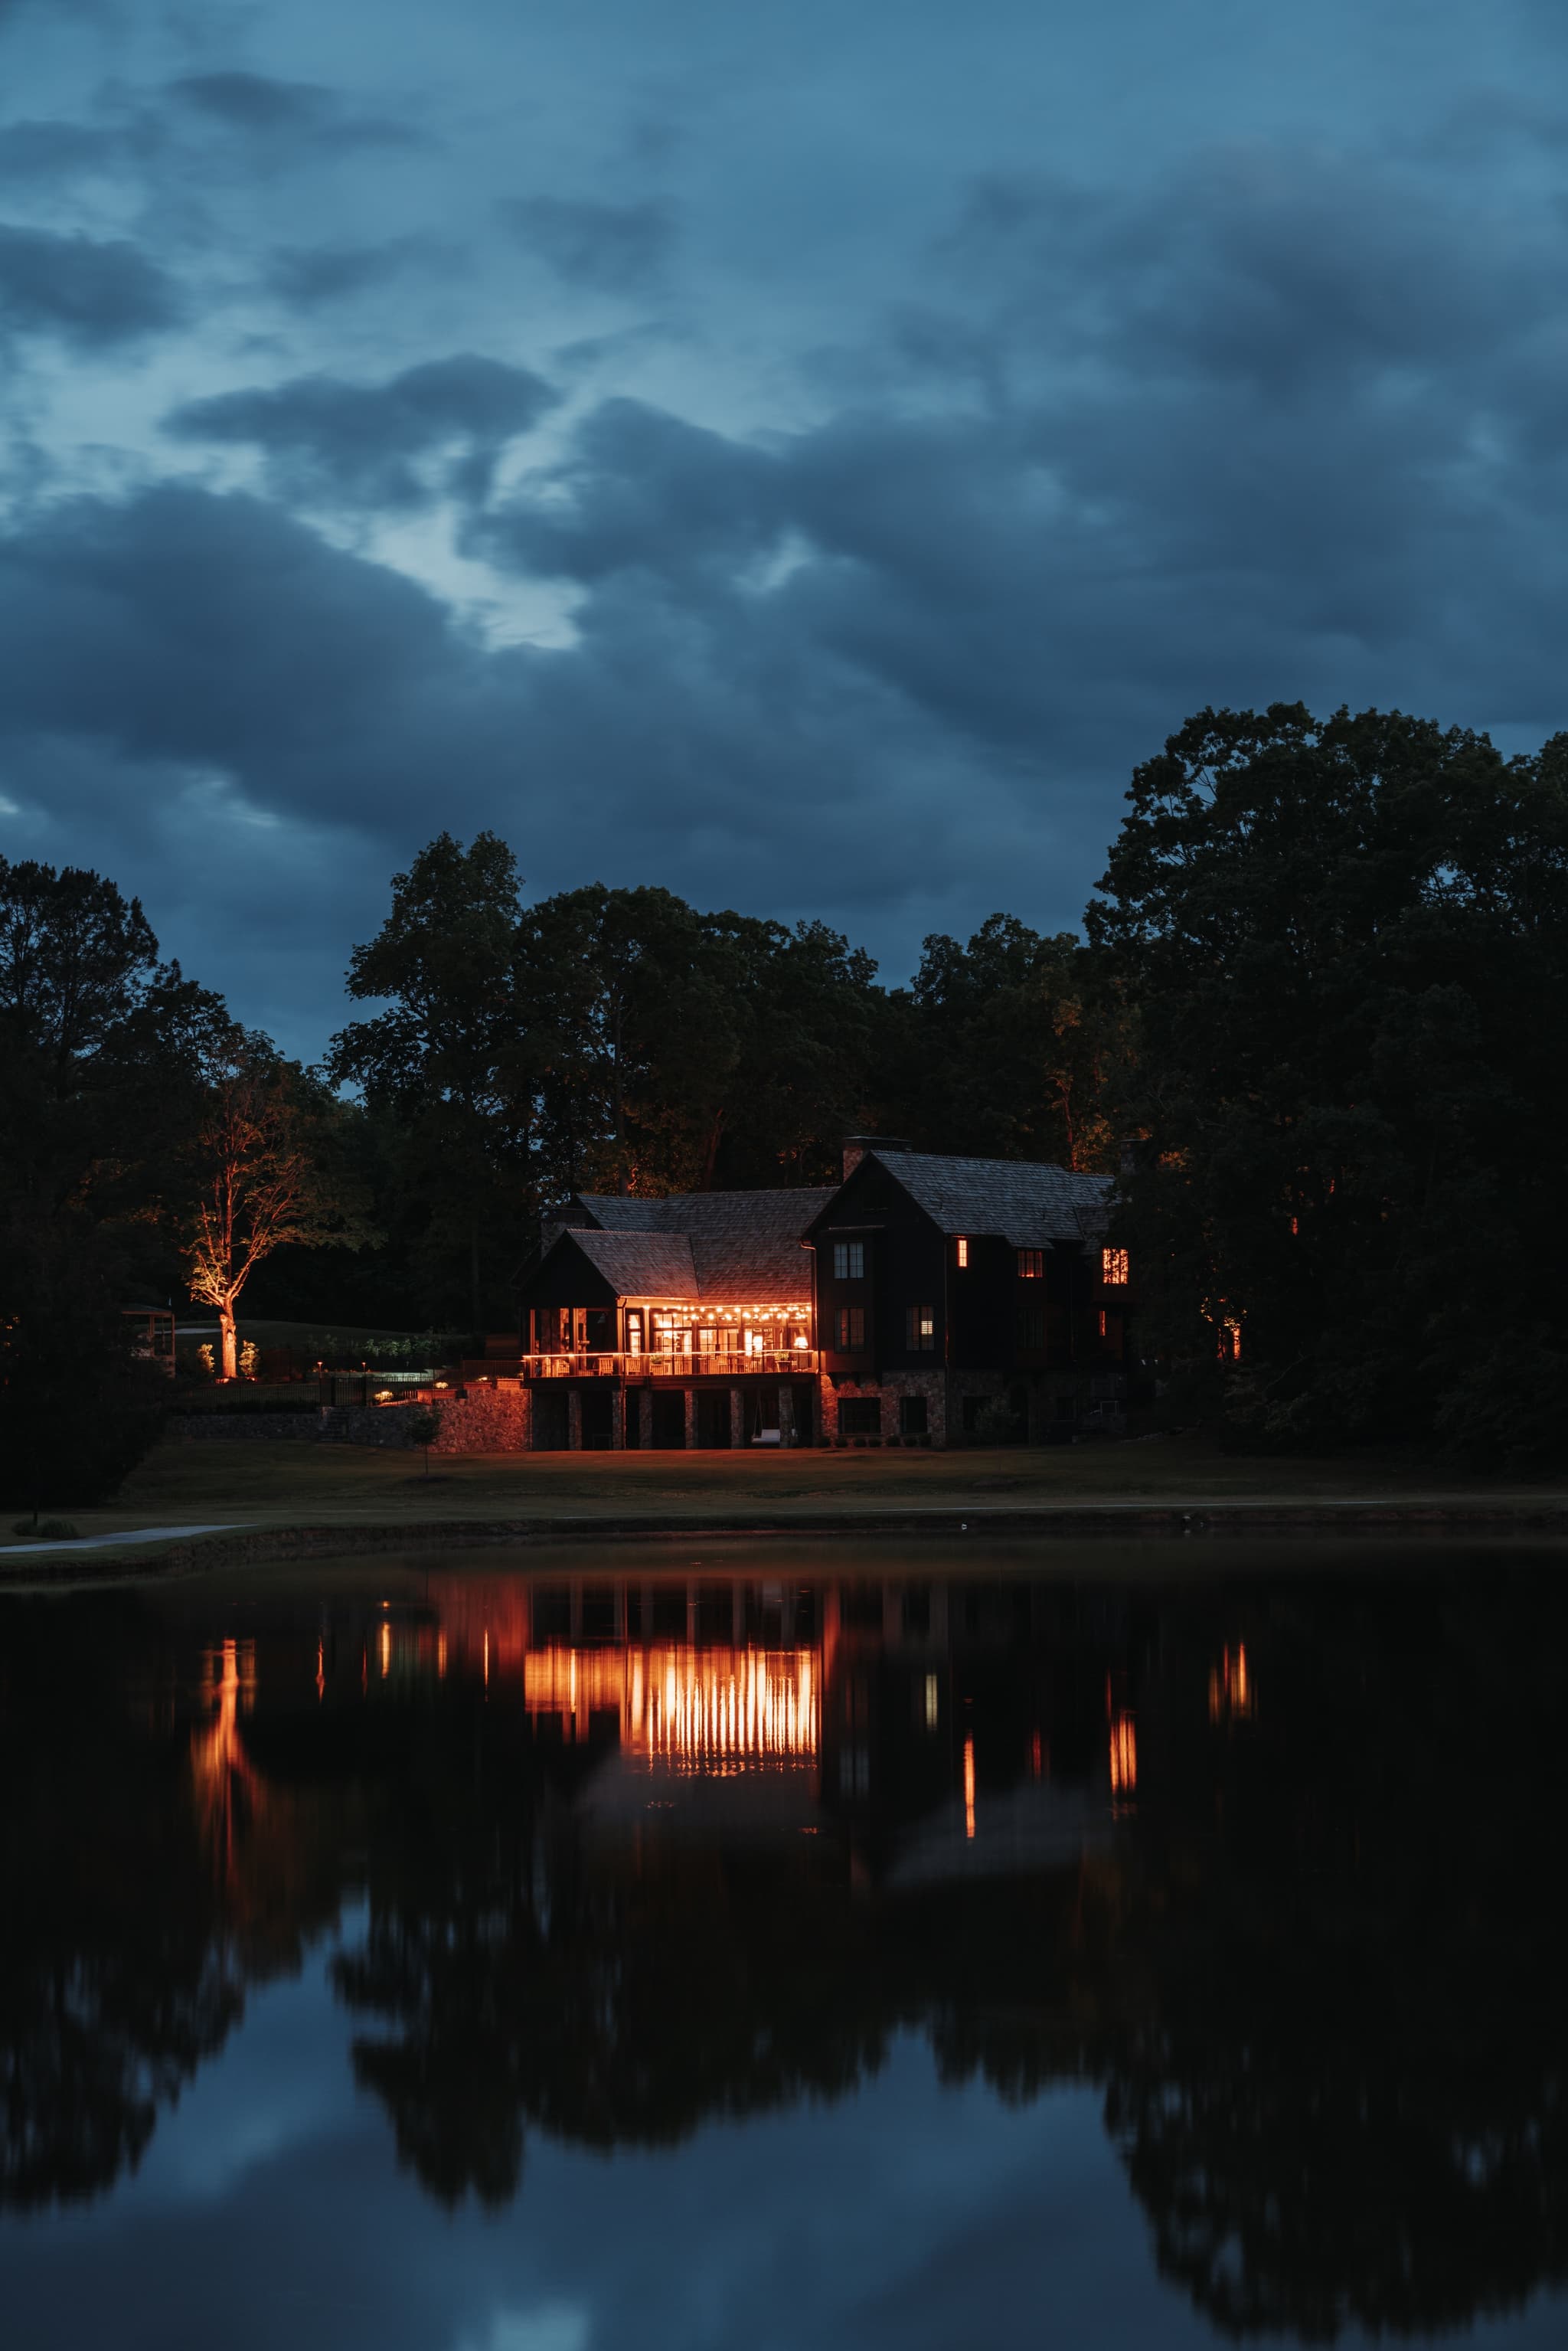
730,1385,745,1448
778,1385,795,1447
610,1387,626,1450
683,1387,698,1448
567,1388,583,1451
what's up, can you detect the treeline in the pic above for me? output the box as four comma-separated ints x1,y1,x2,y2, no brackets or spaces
5,699,1567,1486
320,833,1131,1329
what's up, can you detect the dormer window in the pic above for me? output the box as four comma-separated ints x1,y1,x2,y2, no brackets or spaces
1016,1249,1044,1280
956,1237,969,1268
1102,1247,1130,1286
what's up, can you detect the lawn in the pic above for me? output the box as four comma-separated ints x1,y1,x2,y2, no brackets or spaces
5,1427,1563,1561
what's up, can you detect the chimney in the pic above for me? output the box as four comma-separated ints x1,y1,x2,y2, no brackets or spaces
841,1133,910,1181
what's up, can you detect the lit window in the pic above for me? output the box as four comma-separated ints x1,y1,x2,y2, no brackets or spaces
1102,1247,1130,1286
1017,1249,1044,1280
1098,1309,1107,1339
835,1306,866,1349
956,1236,969,1268
904,1306,936,1352
833,1241,865,1280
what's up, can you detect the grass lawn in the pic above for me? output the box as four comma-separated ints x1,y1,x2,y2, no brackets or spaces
4,1429,1564,1561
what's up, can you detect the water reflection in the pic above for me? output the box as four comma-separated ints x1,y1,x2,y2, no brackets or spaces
2,1551,1567,2341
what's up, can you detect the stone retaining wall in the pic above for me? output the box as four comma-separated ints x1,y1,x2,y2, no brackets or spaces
167,1411,324,1442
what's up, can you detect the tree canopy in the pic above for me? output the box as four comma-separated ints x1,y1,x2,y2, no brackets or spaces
1088,702,1568,1457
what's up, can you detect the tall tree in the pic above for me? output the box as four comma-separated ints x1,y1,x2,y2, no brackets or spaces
1087,702,1568,1457
0,858,237,1502
185,1045,374,1378
328,834,532,1329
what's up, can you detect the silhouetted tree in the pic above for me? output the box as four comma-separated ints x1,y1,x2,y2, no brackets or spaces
1088,704,1568,1459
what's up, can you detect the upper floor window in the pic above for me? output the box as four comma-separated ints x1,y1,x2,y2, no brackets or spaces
1017,1249,1044,1280
1102,1247,1130,1286
833,1241,864,1280
955,1236,969,1268
905,1305,936,1352
836,1305,867,1350
1016,1304,1046,1350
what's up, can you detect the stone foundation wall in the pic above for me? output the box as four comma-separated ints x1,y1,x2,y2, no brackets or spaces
430,1385,532,1453
818,1369,949,1447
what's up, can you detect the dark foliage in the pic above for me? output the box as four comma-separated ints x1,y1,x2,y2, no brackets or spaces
1087,704,1568,1463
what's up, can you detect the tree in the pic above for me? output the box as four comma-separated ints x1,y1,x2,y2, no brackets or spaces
328,833,532,1329
0,858,237,1505
0,1208,169,1509
890,914,1132,1169
185,1045,374,1379
1087,702,1568,1457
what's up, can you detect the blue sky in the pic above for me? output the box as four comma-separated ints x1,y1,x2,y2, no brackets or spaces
2,0,1566,1052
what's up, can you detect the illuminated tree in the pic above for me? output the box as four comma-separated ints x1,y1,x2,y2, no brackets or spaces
184,1045,371,1378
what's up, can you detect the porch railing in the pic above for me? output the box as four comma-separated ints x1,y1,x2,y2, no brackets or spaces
465,1350,818,1381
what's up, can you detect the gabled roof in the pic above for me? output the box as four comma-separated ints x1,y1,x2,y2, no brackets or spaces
567,1228,699,1301
859,1151,1113,1247
568,1187,831,1304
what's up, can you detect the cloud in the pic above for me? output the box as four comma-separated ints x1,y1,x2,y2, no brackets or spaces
0,119,125,181
165,70,416,155
0,222,181,344
265,238,433,310
502,195,675,290
165,355,560,508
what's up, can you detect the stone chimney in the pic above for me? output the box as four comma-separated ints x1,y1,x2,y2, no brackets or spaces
841,1133,910,1180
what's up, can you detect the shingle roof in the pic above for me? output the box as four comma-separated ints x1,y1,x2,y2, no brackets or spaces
567,1228,699,1300
867,1151,1113,1247
570,1187,831,1304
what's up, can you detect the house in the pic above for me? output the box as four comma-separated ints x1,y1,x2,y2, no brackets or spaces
503,1137,1136,1449
517,1185,833,1448
805,1138,1130,1445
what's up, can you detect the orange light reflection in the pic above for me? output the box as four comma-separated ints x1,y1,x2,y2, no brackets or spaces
523,1644,817,1771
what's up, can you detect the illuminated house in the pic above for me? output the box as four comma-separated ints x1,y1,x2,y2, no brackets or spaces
510,1140,1135,1447
518,1185,833,1447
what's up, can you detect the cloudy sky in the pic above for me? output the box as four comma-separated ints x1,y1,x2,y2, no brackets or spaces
2,0,1566,1054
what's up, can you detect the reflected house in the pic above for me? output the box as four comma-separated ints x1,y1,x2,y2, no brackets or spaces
420,1567,1135,1877
506,1138,1139,1448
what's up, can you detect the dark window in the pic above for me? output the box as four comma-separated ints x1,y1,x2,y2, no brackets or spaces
1016,1305,1046,1349
836,1306,866,1350
961,1395,986,1433
1017,1249,1044,1280
833,1241,865,1280
904,1304,936,1352
839,1396,881,1436
899,1393,929,1435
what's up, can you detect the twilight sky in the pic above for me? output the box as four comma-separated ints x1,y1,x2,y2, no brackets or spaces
2,0,1566,1055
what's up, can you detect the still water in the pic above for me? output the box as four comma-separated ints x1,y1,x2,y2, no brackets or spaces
3,1541,1567,2351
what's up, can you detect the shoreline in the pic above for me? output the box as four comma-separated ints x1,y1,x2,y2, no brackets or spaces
5,1493,1568,1589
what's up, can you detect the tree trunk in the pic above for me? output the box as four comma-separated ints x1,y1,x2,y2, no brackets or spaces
219,1303,238,1381
469,1218,482,1335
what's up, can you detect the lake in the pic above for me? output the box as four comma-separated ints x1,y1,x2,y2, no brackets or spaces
3,1539,1566,2350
